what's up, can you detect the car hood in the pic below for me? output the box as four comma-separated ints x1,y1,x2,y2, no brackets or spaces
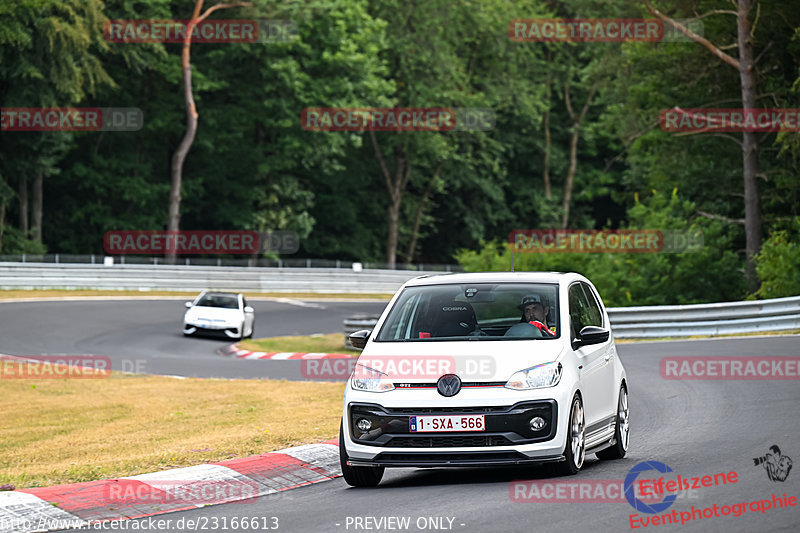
185,306,241,322
357,339,566,383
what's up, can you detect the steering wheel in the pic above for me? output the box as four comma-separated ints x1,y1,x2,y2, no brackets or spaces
503,322,545,338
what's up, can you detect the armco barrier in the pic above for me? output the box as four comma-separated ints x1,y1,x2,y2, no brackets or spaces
607,296,800,338
0,263,439,294
343,296,800,340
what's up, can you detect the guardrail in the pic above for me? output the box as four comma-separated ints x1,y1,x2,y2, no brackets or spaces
0,254,462,272
607,296,800,338
343,296,800,341
0,263,443,294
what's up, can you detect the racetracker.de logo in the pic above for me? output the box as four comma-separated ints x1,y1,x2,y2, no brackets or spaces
510,19,664,42
302,355,496,381
0,355,111,379
104,19,298,44
104,230,259,255
1,108,143,132
509,229,703,253
510,479,666,503
661,357,800,380
104,479,259,505
660,108,800,132
300,107,495,132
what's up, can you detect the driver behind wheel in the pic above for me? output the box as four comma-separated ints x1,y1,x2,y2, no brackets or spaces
518,294,555,336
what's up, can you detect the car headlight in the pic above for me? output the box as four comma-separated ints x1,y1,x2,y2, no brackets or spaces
505,362,562,390
350,364,395,393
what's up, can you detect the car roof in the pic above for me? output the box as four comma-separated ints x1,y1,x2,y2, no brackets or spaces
200,291,240,297
403,271,585,287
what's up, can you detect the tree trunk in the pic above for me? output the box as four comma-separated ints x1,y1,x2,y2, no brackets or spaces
737,0,762,292
643,0,763,291
166,0,251,264
560,76,598,229
19,175,28,236
405,162,441,262
370,131,410,269
167,4,202,263
387,198,400,268
561,125,579,229
32,169,43,242
543,51,552,199
0,202,6,251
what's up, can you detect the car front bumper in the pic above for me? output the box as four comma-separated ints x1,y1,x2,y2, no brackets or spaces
183,322,242,338
342,393,570,468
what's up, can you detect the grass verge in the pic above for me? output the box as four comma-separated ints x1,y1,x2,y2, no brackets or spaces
0,373,344,489
238,333,361,356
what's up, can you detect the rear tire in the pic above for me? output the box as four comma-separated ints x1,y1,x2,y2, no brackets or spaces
339,422,384,487
597,385,629,460
556,395,585,476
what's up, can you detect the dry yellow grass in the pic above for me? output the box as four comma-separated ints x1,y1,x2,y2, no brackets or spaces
0,373,344,489
239,333,360,356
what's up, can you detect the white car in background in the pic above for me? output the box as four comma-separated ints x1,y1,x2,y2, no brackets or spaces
340,271,628,486
183,291,255,340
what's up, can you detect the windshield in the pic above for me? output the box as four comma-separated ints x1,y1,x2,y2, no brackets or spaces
375,283,560,341
195,294,239,309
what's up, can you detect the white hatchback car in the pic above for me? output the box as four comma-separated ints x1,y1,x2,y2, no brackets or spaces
340,272,628,486
182,291,255,340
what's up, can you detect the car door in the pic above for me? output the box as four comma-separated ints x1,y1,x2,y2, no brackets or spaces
569,282,613,428
580,283,616,418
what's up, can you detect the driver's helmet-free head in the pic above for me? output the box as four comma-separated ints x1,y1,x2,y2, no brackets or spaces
518,293,546,310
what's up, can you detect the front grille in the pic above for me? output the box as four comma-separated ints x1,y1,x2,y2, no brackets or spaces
393,382,506,389
383,406,509,414
386,435,513,447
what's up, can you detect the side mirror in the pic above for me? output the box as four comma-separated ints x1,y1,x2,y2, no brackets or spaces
348,329,371,350
244,306,254,313
184,301,192,308
574,326,610,349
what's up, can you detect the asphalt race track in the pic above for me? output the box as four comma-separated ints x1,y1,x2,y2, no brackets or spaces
2,299,798,532
0,298,387,379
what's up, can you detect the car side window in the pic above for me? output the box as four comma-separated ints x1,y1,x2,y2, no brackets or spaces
568,284,586,338
580,283,603,328
242,296,248,309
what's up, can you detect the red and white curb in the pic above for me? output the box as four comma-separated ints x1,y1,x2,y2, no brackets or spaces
219,344,354,360
0,440,340,533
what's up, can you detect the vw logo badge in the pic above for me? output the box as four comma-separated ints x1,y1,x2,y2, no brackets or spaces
437,374,462,397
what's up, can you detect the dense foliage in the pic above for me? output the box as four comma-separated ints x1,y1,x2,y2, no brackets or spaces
1,0,798,303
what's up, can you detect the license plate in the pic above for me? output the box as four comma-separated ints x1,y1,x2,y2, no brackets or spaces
409,415,485,432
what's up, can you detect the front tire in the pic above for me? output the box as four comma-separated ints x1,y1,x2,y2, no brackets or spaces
597,384,629,460
339,422,384,487
556,394,585,476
